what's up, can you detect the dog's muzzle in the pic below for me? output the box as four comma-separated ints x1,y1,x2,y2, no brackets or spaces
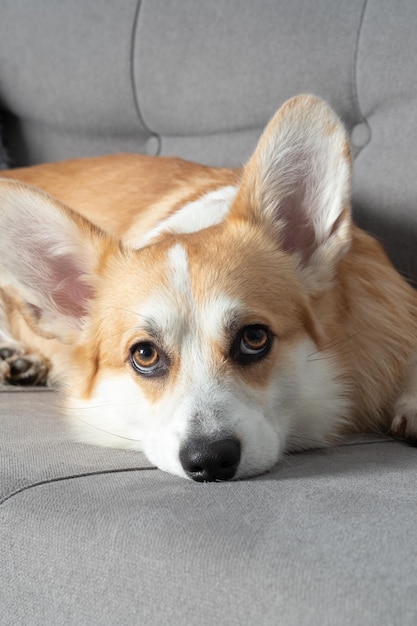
179,437,241,482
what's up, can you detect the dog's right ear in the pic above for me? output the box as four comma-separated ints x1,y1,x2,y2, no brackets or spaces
231,95,352,294
0,180,116,340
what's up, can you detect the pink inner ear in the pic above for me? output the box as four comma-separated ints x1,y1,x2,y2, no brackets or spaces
2,193,96,328
274,193,317,264
260,147,320,264
48,254,94,320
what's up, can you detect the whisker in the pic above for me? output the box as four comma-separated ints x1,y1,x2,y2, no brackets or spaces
307,331,362,359
307,345,359,363
45,396,143,443
72,414,142,443
48,396,139,415
287,434,329,448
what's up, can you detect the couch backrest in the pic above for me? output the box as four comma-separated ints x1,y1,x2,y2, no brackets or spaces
1,0,417,280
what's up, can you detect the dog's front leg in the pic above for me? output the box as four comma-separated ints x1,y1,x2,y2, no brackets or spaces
391,351,417,441
0,296,49,386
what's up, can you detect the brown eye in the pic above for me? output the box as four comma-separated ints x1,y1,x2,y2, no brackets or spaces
130,342,164,376
241,326,269,354
231,324,273,364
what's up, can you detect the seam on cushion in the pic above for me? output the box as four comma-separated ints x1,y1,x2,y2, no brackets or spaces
162,124,264,139
1,439,409,507
336,437,398,448
351,0,371,154
0,465,157,507
130,0,161,154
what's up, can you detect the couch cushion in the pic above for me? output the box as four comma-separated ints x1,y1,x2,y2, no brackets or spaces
134,0,365,165
1,390,417,625
352,0,417,282
0,0,152,164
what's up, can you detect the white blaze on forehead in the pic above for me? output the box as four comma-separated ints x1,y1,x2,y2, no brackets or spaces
200,295,242,342
167,243,192,297
133,242,243,372
166,244,242,345
137,185,237,247
135,243,193,346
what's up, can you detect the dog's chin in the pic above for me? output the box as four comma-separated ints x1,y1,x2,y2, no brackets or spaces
233,440,282,481
233,453,280,481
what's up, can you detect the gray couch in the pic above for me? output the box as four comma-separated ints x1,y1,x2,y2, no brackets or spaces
1,2,417,625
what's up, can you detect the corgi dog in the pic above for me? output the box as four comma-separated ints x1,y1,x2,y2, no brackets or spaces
1,95,417,482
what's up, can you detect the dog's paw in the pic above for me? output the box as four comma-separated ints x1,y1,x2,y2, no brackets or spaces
391,392,417,442
0,344,49,386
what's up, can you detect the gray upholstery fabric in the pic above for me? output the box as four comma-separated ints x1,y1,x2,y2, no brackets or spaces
0,0,151,164
1,1,417,624
352,0,417,281
1,393,417,626
134,0,365,147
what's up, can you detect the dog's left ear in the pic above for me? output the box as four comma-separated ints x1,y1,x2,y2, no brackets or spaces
0,180,115,340
233,95,352,292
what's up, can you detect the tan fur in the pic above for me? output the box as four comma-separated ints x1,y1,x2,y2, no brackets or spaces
2,154,241,240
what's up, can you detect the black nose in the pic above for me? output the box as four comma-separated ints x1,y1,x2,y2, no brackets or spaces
180,437,241,482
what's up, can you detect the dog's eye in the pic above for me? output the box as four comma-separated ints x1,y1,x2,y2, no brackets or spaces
240,326,270,354
232,324,272,364
130,342,165,376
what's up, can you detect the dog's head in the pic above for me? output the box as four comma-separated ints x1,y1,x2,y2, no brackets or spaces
0,95,352,480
